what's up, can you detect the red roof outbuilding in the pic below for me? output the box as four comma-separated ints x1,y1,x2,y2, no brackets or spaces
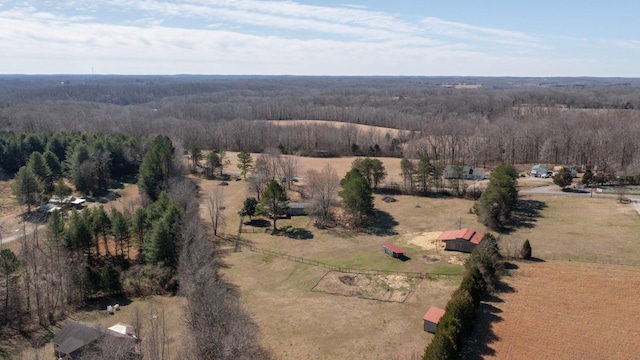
437,228,485,244
423,307,446,323
382,243,405,254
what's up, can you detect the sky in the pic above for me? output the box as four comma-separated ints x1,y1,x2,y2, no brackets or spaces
1,0,639,76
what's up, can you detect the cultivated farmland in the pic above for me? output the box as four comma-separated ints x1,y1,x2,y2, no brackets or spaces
464,261,640,360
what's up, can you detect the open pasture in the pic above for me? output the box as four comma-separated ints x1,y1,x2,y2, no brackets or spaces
466,261,640,360
501,195,640,265
221,249,459,360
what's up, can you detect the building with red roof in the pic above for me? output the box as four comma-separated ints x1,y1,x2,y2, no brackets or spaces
437,228,485,253
381,243,406,259
423,306,446,333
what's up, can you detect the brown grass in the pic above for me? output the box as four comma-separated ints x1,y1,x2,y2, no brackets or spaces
265,119,410,139
467,261,640,360
499,195,640,265
221,250,458,360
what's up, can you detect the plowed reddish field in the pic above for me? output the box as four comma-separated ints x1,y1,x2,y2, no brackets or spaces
466,261,640,360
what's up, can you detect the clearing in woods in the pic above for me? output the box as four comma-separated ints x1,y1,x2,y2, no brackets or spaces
465,261,640,360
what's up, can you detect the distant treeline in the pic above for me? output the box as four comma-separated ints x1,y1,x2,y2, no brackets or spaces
1,76,639,175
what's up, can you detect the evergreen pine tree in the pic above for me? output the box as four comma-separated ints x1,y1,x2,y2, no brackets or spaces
521,239,532,259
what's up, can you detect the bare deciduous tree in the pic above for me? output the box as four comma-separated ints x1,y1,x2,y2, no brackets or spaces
305,164,340,228
279,155,301,190
207,187,225,236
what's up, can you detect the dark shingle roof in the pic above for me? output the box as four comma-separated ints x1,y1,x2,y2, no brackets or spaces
52,321,103,355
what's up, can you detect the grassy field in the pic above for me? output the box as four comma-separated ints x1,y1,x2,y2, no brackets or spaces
499,194,640,265
465,261,640,360
222,250,459,359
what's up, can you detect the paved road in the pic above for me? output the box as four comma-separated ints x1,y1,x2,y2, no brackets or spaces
520,183,640,215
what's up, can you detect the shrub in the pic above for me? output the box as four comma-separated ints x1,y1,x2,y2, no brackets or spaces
521,239,532,259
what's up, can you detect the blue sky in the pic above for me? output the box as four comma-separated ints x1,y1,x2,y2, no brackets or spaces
1,0,639,76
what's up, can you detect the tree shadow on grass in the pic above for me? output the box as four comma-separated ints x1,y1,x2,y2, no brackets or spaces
276,225,314,240
460,301,503,360
502,199,547,234
365,210,399,236
461,273,517,359
76,294,133,314
245,219,271,228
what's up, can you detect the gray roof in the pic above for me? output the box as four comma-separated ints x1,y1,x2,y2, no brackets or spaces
52,320,136,356
288,202,312,209
52,321,103,355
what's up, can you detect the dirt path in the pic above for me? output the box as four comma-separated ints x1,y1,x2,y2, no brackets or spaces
0,223,36,245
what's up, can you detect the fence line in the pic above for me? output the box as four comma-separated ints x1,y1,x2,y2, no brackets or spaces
236,241,445,279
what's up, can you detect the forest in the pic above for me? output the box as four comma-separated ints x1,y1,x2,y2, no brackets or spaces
1,75,639,180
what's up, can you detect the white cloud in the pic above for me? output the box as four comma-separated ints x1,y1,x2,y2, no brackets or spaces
421,17,543,49
0,1,636,76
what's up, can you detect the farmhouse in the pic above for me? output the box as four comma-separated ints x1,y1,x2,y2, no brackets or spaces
52,320,138,359
443,165,485,180
437,228,485,253
530,164,548,177
423,306,446,333
382,243,406,258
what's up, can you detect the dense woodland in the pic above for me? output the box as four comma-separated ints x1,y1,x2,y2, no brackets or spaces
1,76,640,179
0,131,271,359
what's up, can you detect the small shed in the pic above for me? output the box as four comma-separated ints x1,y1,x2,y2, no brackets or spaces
287,202,312,216
423,307,446,333
382,243,405,258
437,228,485,253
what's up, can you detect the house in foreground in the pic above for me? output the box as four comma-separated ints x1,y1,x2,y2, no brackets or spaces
52,320,138,359
423,306,446,333
437,228,485,253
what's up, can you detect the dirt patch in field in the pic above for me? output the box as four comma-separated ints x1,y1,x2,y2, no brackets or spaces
312,271,419,302
465,261,640,360
408,231,444,251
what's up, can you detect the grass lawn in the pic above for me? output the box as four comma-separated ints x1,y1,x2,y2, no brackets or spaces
500,195,640,265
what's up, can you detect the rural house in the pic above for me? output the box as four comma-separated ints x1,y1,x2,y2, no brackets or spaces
52,320,138,359
381,243,406,259
423,306,446,333
437,228,485,253
530,164,548,177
